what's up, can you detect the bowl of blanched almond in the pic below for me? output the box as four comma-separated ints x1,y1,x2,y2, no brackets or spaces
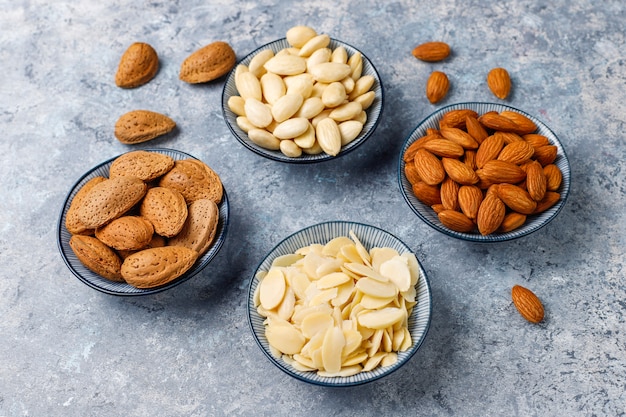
222,25,384,163
247,221,432,386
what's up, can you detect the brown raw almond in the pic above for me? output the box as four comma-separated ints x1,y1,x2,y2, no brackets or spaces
115,42,159,88
500,111,537,135
109,150,175,181
543,164,563,191
168,199,219,256
476,193,506,235
464,150,478,170
476,134,504,169
442,157,479,185
115,110,176,144
438,210,475,233
523,133,550,149
180,41,236,83
458,185,483,220
497,140,535,165
526,161,547,201
486,67,511,99
412,181,442,206
495,131,524,144
439,127,479,149
477,160,527,184
440,177,460,210
499,212,527,232
95,216,154,251
533,191,560,214
76,176,147,229
140,187,188,238
423,139,465,158
465,115,488,144
426,71,450,104
404,163,422,185
478,112,519,132
412,41,451,62
511,285,544,323
497,183,537,214
534,145,558,166
439,109,478,129
121,246,198,289
403,133,439,162
431,204,446,214
69,235,124,282
413,149,446,185
65,176,107,235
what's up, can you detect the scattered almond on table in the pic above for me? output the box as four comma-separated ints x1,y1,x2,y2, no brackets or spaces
115,42,159,88
511,285,545,323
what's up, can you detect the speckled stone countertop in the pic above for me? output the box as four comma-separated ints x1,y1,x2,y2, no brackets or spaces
1,1,624,416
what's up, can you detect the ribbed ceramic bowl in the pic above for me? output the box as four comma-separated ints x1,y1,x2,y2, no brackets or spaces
57,148,230,296
247,221,432,387
398,102,571,242
222,38,384,163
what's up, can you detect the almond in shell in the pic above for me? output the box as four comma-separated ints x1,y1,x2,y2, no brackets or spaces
180,41,236,83
109,150,175,181
95,216,154,251
140,187,188,238
121,246,198,289
69,235,123,282
115,42,159,89
115,110,176,144
158,159,223,204
168,199,219,256
65,176,107,235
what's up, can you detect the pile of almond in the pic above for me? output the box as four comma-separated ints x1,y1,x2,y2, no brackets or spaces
403,108,563,235
227,25,376,158
65,151,223,288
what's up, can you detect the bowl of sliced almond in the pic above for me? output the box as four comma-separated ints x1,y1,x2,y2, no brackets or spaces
247,221,432,386
398,102,571,242
222,25,384,163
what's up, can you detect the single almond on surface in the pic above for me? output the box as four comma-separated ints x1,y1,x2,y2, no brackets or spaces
69,235,123,282
180,41,236,83
486,67,511,99
121,246,198,289
412,41,451,62
115,110,176,144
115,42,159,88
511,285,544,323
426,71,450,104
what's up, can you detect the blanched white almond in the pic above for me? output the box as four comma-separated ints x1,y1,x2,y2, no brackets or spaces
234,64,249,85
352,90,376,110
284,73,314,98
306,48,332,72
350,230,371,265
236,116,255,133
293,123,316,148
381,352,398,367
279,139,302,158
295,97,324,119
298,34,331,57
260,72,286,105
330,101,362,122
286,25,317,48
236,71,262,101
321,326,345,374
244,98,273,128
248,49,275,78
355,277,398,298
331,46,348,64
338,120,363,146
348,75,375,100
289,271,311,300
357,307,406,330
310,62,352,83
259,267,286,310
302,140,324,155
310,287,338,306
321,82,347,108
248,128,280,150
315,117,342,156
227,95,246,116
266,321,305,355
310,81,328,98
271,93,304,122
353,110,367,125
379,257,411,292
348,52,363,80
402,252,421,287
273,117,310,139
341,76,355,94
264,55,307,76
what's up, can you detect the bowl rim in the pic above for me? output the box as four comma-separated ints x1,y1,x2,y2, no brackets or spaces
398,102,572,242
57,147,230,296
246,220,432,387
221,37,385,164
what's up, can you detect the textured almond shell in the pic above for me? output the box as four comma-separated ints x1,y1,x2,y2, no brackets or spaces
109,150,174,181
168,199,219,256
179,41,236,83
140,187,188,238
121,246,198,288
158,159,223,204
69,235,123,281
95,216,154,251
114,110,176,144
115,42,159,88
65,176,107,235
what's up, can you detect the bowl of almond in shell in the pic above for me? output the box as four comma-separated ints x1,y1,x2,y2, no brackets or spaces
398,102,571,242
57,149,229,295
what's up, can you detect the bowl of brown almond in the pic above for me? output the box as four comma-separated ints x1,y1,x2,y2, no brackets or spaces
57,149,229,295
222,25,384,163
398,102,571,242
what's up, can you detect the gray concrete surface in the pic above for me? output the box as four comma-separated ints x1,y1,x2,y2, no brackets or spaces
1,0,624,416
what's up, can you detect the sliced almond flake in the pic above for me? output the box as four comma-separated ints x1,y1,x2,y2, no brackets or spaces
379,257,411,292
362,351,386,372
370,247,400,272
355,277,398,298
321,236,354,257
321,326,346,374
272,253,304,268
259,267,286,310
344,262,389,282
381,352,398,367
349,230,371,266
316,271,351,289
